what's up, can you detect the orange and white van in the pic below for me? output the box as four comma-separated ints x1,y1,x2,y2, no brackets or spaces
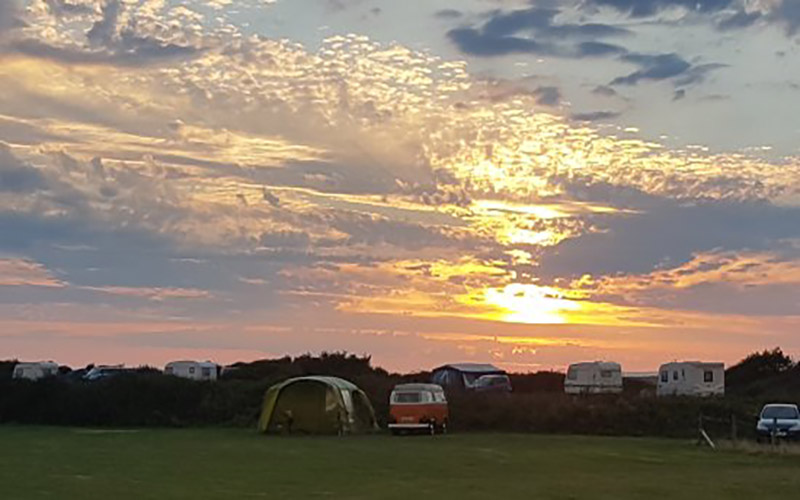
388,383,449,435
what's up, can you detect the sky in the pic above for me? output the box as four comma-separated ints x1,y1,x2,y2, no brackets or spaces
0,0,799,373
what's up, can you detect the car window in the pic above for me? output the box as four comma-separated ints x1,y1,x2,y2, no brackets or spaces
762,406,800,419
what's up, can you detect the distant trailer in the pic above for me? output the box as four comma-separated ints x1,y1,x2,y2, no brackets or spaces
164,360,219,381
657,361,724,397
431,363,508,391
12,361,59,381
564,361,623,394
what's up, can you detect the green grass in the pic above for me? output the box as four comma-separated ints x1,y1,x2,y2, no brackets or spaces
3,427,800,499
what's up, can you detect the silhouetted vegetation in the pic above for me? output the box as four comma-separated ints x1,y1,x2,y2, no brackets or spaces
0,350,797,439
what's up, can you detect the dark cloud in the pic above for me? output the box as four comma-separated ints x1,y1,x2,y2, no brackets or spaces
538,199,800,280
586,0,734,18
674,62,727,87
717,10,762,30
0,145,47,193
5,0,198,66
0,0,24,34
435,9,463,20
86,0,119,46
44,0,96,17
773,0,800,36
577,41,628,57
447,28,548,57
571,110,621,121
533,86,561,106
446,6,629,58
612,53,691,85
592,85,618,97
8,35,198,67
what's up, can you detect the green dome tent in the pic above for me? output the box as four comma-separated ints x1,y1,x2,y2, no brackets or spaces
258,376,379,435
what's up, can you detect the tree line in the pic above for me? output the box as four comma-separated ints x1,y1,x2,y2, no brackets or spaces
0,349,797,439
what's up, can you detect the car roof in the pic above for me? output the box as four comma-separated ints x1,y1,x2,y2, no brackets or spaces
763,403,799,408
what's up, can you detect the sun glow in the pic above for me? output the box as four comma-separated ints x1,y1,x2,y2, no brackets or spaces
484,283,582,324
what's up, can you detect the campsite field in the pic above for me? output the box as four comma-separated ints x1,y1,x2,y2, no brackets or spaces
3,427,800,499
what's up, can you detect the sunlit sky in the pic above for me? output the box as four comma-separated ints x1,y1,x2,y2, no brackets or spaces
0,0,799,373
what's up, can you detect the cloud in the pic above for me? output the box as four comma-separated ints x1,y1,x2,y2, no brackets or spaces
586,0,734,18
446,6,629,58
0,144,48,193
0,0,24,35
717,9,762,30
435,9,463,20
537,198,800,280
4,0,200,67
533,86,561,106
612,53,691,85
571,110,621,121
610,53,725,88
772,0,800,36
592,85,618,97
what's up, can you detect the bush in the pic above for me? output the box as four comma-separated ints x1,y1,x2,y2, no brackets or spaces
0,350,795,438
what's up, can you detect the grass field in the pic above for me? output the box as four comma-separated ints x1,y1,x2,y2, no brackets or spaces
3,427,800,499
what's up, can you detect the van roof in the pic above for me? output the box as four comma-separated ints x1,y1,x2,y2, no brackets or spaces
392,383,444,392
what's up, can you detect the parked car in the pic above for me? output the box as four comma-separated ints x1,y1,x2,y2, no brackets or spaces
474,374,512,393
388,383,449,435
756,403,800,442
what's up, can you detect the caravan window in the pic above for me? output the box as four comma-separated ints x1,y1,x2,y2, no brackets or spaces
703,370,714,383
567,369,578,381
600,370,614,379
201,367,211,378
189,366,195,374
673,371,679,381
660,371,668,383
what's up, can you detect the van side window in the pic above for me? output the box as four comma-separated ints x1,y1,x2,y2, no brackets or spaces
660,371,668,383
703,370,713,383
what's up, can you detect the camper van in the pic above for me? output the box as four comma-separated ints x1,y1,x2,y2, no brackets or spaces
164,360,219,381
388,383,449,435
12,361,59,381
564,362,623,394
657,362,724,397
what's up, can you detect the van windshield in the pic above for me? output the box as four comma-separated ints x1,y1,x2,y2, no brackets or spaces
762,406,799,419
393,392,422,404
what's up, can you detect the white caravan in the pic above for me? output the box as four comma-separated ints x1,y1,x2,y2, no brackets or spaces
12,361,59,381
565,361,623,394
657,361,724,397
164,360,219,381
